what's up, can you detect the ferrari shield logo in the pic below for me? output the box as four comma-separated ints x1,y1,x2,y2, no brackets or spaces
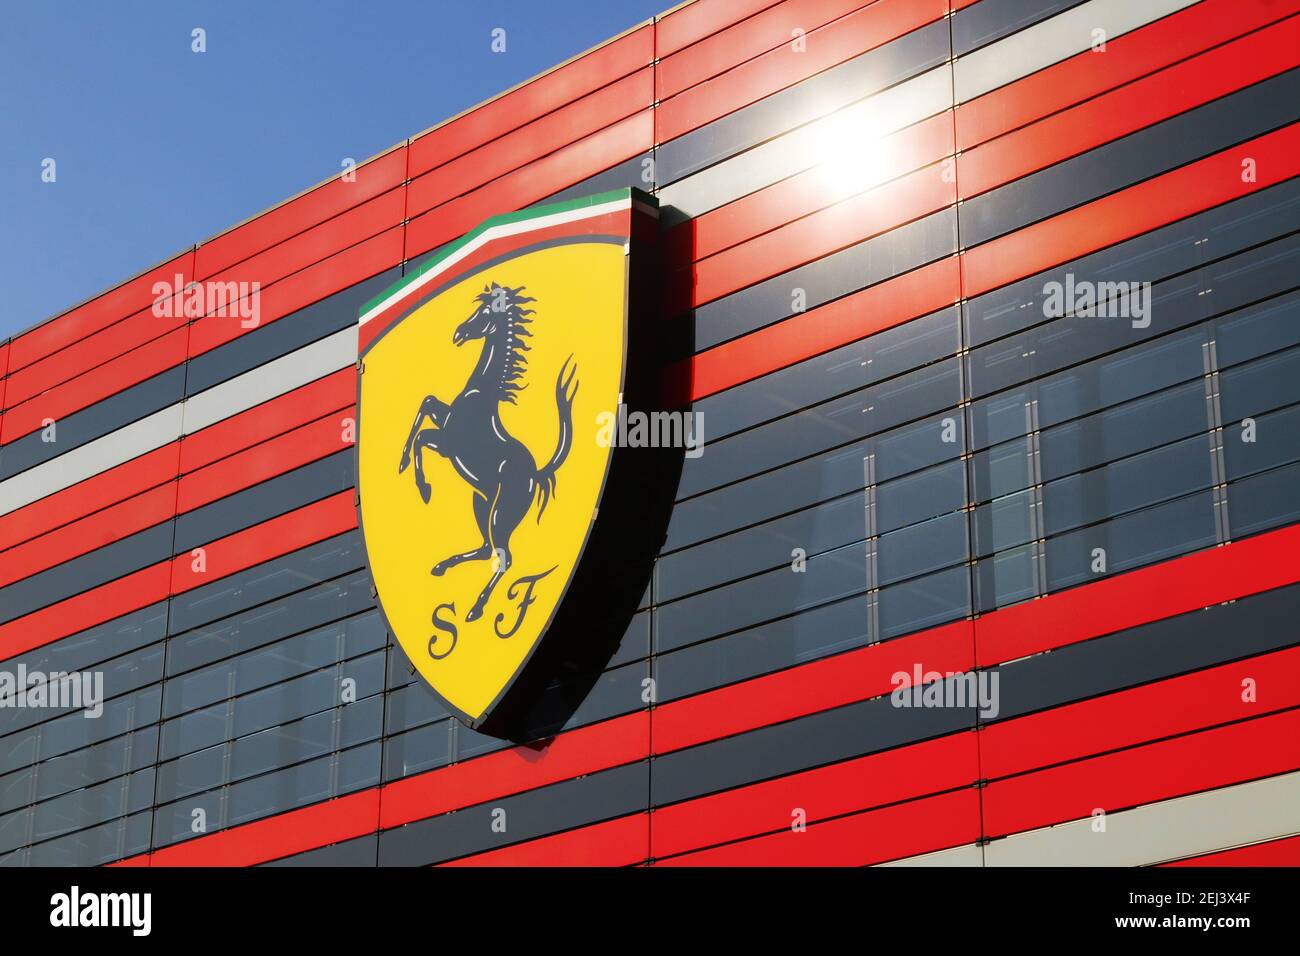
356,189,658,729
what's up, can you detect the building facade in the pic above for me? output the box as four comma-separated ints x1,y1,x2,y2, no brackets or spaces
2,0,1300,866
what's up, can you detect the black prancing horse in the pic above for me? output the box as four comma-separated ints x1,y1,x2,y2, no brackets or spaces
398,283,577,623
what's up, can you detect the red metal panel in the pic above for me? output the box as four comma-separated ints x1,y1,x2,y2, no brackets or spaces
195,189,405,320
407,68,652,220
975,522,1300,668
1162,834,1300,867
652,731,978,859
982,707,1300,838
188,227,401,359
404,110,653,260
653,619,973,754
674,160,953,310
658,0,870,102
0,482,177,589
6,251,193,375
655,787,981,865
0,562,170,662
439,812,650,867
0,444,180,554
380,710,650,829
2,304,186,412
981,645,1300,780
680,255,961,401
0,327,189,445
961,122,1300,298
656,0,784,58
407,25,653,181
958,15,1300,200
177,406,356,514
178,367,355,474
656,0,947,145
195,148,408,280
169,489,357,595
955,0,1300,151
667,110,953,264
112,789,383,868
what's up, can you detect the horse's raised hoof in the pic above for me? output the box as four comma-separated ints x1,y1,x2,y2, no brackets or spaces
465,605,484,623
398,449,411,474
417,479,432,504
431,561,447,576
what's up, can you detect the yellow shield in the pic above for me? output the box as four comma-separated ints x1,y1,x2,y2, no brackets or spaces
356,191,653,728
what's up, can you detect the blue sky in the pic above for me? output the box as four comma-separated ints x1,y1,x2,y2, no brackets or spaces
0,0,667,343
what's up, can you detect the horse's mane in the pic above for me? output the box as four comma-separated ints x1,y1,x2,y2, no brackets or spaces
476,283,535,404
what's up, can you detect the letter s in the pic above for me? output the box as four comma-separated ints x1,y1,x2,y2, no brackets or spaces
429,603,459,659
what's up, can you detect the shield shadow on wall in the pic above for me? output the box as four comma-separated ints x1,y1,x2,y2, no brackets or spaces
357,189,687,742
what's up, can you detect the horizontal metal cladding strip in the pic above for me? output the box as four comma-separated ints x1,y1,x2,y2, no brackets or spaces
955,0,1300,151
407,25,652,180
656,0,947,147
195,148,407,280
0,443,179,555
0,326,355,518
691,303,960,444
0,600,163,682
113,788,381,867
260,835,378,867
379,709,649,830
656,18,949,188
437,812,649,867
656,0,872,102
404,110,652,260
188,227,402,359
5,251,193,375
959,67,1300,248
655,787,981,866
951,0,1089,58
0,327,187,447
671,162,953,312
952,0,1200,104
176,406,355,514
986,772,1300,866
378,761,649,866
195,188,405,318
0,405,184,519
649,676,976,808
961,123,1300,298
169,489,357,594
0,367,185,483
877,843,984,867
683,256,961,401
0,482,176,589
0,562,170,663
959,14,1300,201
2,302,186,412
679,207,956,356
178,366,355,475
172,450,353,555
0,371,353,558
655,0,782,58
186,268,393,397
665,110,954,264
984,639,1300,782
651,731,978,860
653,620,972,754
964,174,1300,350
982,706,1300,839
1163,833,1300,867
982,707,1300,842
975,521,1300,667
182,325,356,434
406,68,652,219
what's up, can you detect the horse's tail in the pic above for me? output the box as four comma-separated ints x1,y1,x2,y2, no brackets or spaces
535,356,578,520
